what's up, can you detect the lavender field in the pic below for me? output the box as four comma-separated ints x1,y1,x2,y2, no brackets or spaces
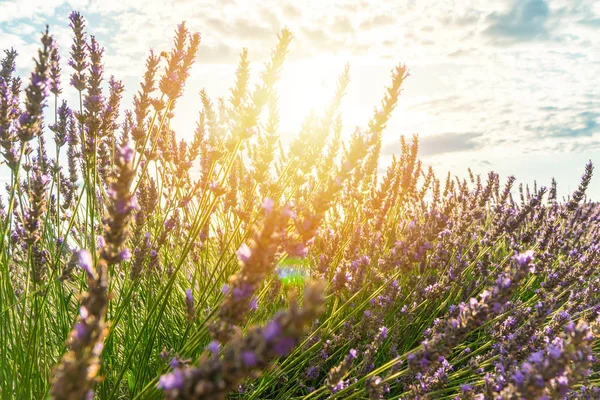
0,10,599,400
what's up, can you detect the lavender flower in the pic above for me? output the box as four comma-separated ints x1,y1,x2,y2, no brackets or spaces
209,205,293,343
68,11,87,91
495,319,597,399
160,282,325,399
18,26,53,142
326,348,358,394
185,288,195,323
50,100,72,147
51,139,135,398
100,143,136,264
49,36,61,95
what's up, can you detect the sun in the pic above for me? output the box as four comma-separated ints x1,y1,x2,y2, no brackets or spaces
276,56,349,133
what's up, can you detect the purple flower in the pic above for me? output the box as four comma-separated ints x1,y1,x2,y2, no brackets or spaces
206,340,219,356
528,351,544,364
513,369,525,386
331,380,347,393
348,349,358,360
74,321,88,340
307,366,319,379
565,321,575,333
264,320,282,341
282,204,297,219
169,357,185,369
556,375,568,386
18,111,30,126
242,350,257,367
157,369,185,390
119,249,132,262
379,326,388,339
221,284,229,294
232,284,252,301
262,197,275,213
249,297,258,311
548,345,562,359
119,144,134,163
78,250,93,276
236,243,251,264
274,337,295,356
514,250,534,267
286,242,308,258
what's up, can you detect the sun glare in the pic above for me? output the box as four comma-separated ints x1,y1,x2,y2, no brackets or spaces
277,57,349,132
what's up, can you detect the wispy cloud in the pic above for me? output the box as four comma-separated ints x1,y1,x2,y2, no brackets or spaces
383,132,485,158
484,0,550,44
0,0,599,197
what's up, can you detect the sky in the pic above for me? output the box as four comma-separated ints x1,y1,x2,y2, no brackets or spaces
0,0,599,199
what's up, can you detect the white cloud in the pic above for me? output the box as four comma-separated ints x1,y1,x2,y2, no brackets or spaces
0,0,599,197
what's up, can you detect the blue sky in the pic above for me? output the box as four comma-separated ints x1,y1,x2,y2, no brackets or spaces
1,0,599,199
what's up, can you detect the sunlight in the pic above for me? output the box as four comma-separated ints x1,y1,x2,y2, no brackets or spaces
277,57,349,133
2,6,598,399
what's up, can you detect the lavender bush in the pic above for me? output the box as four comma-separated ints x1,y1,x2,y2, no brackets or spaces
0,12,598,400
